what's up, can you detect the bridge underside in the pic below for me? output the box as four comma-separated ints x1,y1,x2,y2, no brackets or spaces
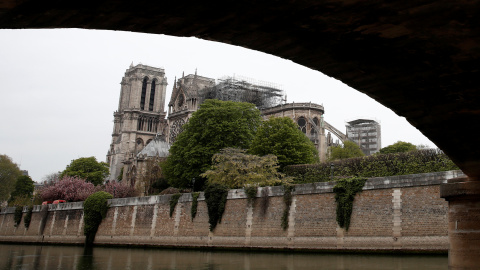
1,0,479,179
1,1,479,268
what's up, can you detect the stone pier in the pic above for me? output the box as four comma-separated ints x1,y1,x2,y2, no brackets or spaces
441,178,480,270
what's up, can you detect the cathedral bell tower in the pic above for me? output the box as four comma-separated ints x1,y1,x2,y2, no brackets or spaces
107,64,168,181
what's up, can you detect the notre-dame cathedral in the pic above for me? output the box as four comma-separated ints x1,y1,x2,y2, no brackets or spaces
107,64,346,190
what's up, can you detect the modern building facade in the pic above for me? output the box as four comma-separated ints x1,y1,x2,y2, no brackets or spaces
346,118,381,155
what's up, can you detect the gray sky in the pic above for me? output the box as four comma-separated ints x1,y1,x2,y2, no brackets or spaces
0,29,436,182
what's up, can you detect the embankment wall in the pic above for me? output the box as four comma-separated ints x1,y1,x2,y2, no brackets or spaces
0,170,465,252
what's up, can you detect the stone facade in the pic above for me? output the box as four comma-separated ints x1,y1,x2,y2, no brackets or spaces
106,64,168,182
167,72,215,143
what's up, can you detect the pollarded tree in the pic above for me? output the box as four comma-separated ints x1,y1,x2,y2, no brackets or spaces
163,99,262,189
201,148,292,189
379,141,417,154
0,154,21,202
328,140,365,161
60,157,109,186
249,117,319,169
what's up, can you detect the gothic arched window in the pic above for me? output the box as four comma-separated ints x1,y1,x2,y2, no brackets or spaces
149,79,156,111
297,117,307,134
135,138,144,154
140,77,148,110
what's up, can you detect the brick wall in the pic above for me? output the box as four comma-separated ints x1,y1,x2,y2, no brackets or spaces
0,170,465,252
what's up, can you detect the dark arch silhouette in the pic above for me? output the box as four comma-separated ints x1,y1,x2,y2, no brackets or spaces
1,1,479,178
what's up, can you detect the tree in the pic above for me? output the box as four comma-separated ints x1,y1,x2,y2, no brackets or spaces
40,176,96,202
0,154,21,202
329,140,365,161
138,157,165,195
42,172,61,186
249,117,319,169
416,144,431,150
163,99,262,189
103,180,136,198
201,148,292,189
380,141,417,154
60,157,109,185
8,175,34,205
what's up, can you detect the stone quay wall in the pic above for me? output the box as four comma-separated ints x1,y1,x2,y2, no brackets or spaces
0,170,465,252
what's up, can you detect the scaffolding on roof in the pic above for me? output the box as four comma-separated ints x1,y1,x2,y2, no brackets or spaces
197,75,285,109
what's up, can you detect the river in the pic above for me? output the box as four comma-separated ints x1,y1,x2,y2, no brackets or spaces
0,244,447,270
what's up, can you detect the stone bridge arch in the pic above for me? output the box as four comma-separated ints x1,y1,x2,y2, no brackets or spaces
1,1,478,178
1,1,480,267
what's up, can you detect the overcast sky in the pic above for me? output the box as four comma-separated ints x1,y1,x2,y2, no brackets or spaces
0,29,436,182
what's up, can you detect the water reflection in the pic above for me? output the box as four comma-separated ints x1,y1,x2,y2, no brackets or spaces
0,244,447,270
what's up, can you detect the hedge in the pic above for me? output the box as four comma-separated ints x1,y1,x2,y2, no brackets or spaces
285,149,458,184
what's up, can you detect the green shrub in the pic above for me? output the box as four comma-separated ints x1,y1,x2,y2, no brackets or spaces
285,149,459,183
281,185,294,230
169,193,182,218
244,186,257,206
13,206,23,227
191,192,200,220
333,177,367,231
204,183,229,231
23,205,34,228
83,191,113,246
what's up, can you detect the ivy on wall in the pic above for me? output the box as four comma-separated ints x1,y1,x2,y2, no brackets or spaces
204,183,229,231
281,185,294,230
260,188,269,217
83,191,113,246
333,177,367,231
13,206,23,227
169,193,182,218
191,192,200,220
38,205,49,235
244,186,257,207
23,205,34,229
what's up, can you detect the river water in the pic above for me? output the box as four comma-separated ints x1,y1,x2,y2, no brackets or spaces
0,244,447,270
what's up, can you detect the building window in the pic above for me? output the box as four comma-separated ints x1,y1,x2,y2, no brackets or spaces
149,79,156,111
297,117,307,134
140,77,148,110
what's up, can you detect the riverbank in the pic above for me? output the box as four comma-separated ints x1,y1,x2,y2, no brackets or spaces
0,170,464,253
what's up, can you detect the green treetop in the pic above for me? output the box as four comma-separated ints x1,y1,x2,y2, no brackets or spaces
379,141,417,154
163,99,262,189
0,154,21,202
60,157,109,186
328,140,365,161
249,117,319,169
201,148,292,189
8,175,34,205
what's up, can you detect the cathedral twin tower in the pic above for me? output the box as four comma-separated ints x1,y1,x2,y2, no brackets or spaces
107,64,169,182
107,63,215,183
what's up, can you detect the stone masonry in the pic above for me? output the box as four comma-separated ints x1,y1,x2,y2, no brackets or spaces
0,170,464,252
